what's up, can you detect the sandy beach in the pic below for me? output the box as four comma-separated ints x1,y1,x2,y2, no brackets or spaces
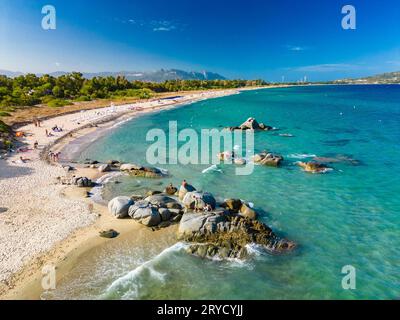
0,88,246,299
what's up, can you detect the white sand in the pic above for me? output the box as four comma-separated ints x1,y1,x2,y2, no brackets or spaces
0,89,239,287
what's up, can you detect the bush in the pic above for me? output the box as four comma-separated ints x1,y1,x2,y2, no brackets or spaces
0,111,11,117
74,96,91,102
47,99,72,108
0,120,10,133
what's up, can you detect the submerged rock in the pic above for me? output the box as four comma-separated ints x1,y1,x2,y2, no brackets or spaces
297,161,332,173
99,229,119,239
253,151,283,167
108,196,134,218
120,163,165,178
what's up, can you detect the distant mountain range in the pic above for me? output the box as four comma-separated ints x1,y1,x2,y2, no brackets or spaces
334,71,400,84
0,69,227,82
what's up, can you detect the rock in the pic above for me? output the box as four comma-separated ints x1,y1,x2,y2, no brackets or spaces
62,165,75,172
178,213,226,237
178,181,196,200
158,221,172,229
182,191,216,210
146,190,162,197
128,200,161,227
234,157,246,165
239,117,261,130
221,199,243,212
172,214,182,223
178,212,295,260
145,194,179,207
165,184,178,196
99,229,119,239
253,151,283,167
85,160,99,165
166,202,182,210
168,208,182,216
108,196,134,218
120,163,164,178
72,176,93,188
130,194,144,201
239,203,257,220
98,164,111,173
107,160,121,167
158,208,171,221
120,163,142,171
297,161,331,173
226,118,273,131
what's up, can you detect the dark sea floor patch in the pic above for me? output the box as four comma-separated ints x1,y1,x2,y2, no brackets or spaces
321,139,351,147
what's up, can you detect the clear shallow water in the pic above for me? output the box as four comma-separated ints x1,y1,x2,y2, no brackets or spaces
56,85,400,299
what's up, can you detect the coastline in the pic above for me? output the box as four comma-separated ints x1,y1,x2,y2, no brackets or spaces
0,86,283,300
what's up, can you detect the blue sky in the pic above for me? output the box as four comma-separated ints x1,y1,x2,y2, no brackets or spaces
0,0,399,81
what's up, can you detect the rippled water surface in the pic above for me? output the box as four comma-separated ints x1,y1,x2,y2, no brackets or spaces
54,85,400,299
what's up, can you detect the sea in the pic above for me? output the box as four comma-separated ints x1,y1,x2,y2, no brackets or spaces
50,85,400,300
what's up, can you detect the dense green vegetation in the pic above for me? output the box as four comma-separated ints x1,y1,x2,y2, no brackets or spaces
0,72,267,111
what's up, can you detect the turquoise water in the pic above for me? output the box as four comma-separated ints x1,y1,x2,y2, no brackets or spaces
61,85,400,299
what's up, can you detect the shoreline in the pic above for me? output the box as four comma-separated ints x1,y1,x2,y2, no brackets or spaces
0,84,295,299
1,86,277,300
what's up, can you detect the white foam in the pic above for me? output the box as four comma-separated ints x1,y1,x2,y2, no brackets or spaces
103,242,188,299
202,164,223,174
288,153,317,159
90,172,123,203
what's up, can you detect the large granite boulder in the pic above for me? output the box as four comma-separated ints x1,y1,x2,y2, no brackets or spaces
108,196,134,219
98,164,111,173
145,194,179,207
128,200,161,227
182,191,216,210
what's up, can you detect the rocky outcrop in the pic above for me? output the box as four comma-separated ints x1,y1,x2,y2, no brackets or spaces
253,151,283,167
297,161,331,173
108,196,134,218
120,163,165,178
178,212,295,259
226,118,273,131
107,181,295,260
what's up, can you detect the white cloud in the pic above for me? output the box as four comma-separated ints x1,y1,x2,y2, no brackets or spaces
153,26,176,32
55,62,61,67
287,45,307,52
290,63,359,72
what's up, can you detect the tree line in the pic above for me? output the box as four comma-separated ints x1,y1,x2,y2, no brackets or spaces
0,72,268,111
